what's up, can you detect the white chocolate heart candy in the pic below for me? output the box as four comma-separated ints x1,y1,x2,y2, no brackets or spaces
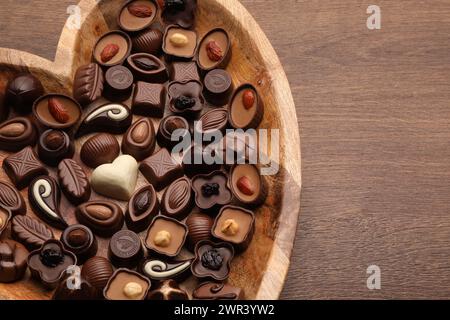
91,155,138,201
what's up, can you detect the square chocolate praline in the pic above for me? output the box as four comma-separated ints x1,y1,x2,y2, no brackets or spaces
145,216,188,257
132,82,166,118
169,62,200,82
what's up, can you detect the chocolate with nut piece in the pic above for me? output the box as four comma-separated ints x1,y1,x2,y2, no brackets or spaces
75,201,124,237
37,130,75,167
0,117,37,152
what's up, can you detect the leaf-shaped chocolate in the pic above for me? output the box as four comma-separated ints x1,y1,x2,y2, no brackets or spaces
11,215,54,250
197,108,228,133
73,63,104,106
161,177,193,220
57,159,91,205
0,181,26,215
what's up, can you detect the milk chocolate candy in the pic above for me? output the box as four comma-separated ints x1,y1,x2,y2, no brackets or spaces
182,143,221,177
75,201,124,237
122,118,156,161
193,282,244,300
125,185,160,232
81,256,114,291
169,61,200,82
127,53,168,83
58,159,91,205
131,28,163,55
0,240,29,283
147,279,189,300
229,164,267,208
37,129,75,167
132,82,166,118
185,212,213,250
104,268,151,300
0,117,37,152
11,215,54,251
140,148,183,190
0,206,11,237
118,0,158,33
160,0,197,29
3,146,48,190
191,240,234,281
28,176,68,230
104,65,134,102
156,115,190,150
33,94,82,130
163,25,198,60
93,30,132,68
140,258,192,282
197,28,232,72
60,224,98,265
194,107,228,137
108,230,144,268
168,80,204,118
6,73,44,114
145,215,188,257
72,63,104,106
203,69,233,106
161,176,193,220
192,170,232,213
228,84,264,130
80,133,120,168
0,181,26,216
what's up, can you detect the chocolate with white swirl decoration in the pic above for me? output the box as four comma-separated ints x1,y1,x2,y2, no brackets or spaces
141,259,192,282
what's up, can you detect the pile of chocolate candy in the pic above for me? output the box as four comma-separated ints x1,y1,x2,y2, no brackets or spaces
0,0,267,300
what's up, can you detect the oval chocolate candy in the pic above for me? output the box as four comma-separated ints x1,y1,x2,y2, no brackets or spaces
75,201,124,237
58,159,91,205
0,117,37,152
121,118,156,161
0,181,26,216
80,133,120,168
194,107,228,137
125,185,159,233
161,177,193,220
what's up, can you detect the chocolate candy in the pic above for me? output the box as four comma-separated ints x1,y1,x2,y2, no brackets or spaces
168,80,204,117
229,164,267,208
11,215,54,251
122,118,156,161
127,53,168,83
215,131,258,167
140,148,183,190
0,240,29,283
28,176,68,230
191,240,234,281
0,206,11,236
228,84,264,130
81,256,114,291
37,129,75,166
193,282,244,300
108,230,143,268
212,206,255,252
156,115,190,150
72,63,105,106
80,133,120,168
185,212,213,250
104,268,151,300
33,94,82,130
140,258,192,282
0,91,5,121
147,279,189,300
0,181,26,216
131,28,163,55
160,0,197,29
194,107,228,136
6,73,44,114
60,224,98,264
145,215,188,257
118,0,158,32
125,185,160,232
53,279,100,300
91,155,139,201
132,81,166,118
169,61,200,82
104,65,134,102
192,170,232,212
163,25,198,60
197,28,232,72
203,69,233,106
0,117,37,152
161,176,193,220
27,239,77,288
77,102,132,137
75,201,124,237
182,143,221,177
3,146,48,190
93,30,132,68
58,159,91,205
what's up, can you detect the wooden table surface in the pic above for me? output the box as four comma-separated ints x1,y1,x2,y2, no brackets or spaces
2,0,450,299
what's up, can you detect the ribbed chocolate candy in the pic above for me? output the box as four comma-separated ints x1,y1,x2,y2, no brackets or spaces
185,212,214,250
81,256,114,291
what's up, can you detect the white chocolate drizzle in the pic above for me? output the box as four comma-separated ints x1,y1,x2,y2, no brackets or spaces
144,260,191,279
32,179,58,220
85,104,129,123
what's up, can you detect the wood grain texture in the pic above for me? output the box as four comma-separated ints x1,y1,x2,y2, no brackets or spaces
0,0,300,300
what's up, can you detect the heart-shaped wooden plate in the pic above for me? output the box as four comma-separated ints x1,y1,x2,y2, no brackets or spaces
0,0,301,300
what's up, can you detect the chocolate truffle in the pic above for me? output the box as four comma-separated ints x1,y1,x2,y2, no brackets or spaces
160,0,197,29
0,206,11,236
147,279,189,300
108,230,143,268
104,268,151,300
193,282,244,300
93,30,132,68
191,240,234,281
11,215,54,251
72,63,104,106
194,107,228,136
27,239,77,288
127,53,168,83
125,185,160,232
185,212,214,250
104,65,134,102
81,256,114,291
80,133,120,168
122,118,156,161
33,94,82,130
229,84,264,130
145,215,188,257
192,170,232,212
0,239,29,283
132,82,166,118
0,117,37,152
229,164,267,208
169,61,200,82
6,73,44,114
0,181,26,216
156,115,190,150
131,28,163,55
140,148,183,190
203,69,233,106
163,25,198,60
168,80,204,117
118,0,158,32
141,258,192,282
37,129,75,167
3,146,48,190
53,279,100,300
75,201,124,237
212,206,255,252
60,224,98,264
197,28,231,72
57,159,91,205
161,176,193,220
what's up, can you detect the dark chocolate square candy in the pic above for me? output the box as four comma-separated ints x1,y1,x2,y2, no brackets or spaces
169,62,200,82
132,82,166,118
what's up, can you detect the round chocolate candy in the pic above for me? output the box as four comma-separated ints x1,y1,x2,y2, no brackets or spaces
81,256,114,291
156,115,190,150
80,133,120,168
37,129,75,167
0,239,28,283
228,83,264,130
131,28,163,55
33,94,82,131
93,30,132,68
161,177,194,220
108,230,143,268
60,224,98,265
203,69,234,106
6,73,44,114
104,65,134,102
185,212,214,251
125,185,160,232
